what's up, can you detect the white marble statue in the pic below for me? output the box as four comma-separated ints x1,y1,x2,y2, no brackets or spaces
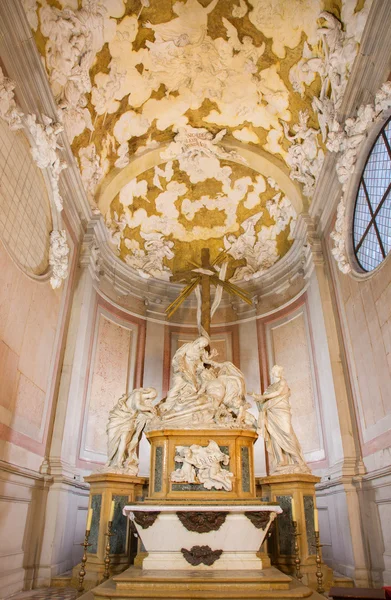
105,387,157,474
171,440,233,491
161,336,213,414
152,336,256,430
250,365,310,475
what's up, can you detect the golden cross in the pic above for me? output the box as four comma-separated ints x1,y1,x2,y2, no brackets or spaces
166,248,252,337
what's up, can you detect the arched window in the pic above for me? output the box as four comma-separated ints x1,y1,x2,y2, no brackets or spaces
353,116,391,272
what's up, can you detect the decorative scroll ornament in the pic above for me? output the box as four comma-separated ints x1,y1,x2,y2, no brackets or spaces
329,81,391,274
181,545,223,566
133,511,160,529
244,511,273,530
25,114,67,212
0,67,23,130
49,230,70,289
177,511,227,533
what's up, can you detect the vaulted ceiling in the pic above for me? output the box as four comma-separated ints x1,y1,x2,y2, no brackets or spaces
25,0,373,282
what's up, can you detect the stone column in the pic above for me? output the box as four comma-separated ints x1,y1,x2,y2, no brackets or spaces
304,218,369,586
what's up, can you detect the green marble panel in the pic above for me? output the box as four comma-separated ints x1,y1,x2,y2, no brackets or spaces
276,495,295,556
110,495,128,555
88,494,102,554
241,446,250,492
154,446,163,492
304,495,316,555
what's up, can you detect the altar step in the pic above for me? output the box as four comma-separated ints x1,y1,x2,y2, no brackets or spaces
91,566,325,599
332,573,354,588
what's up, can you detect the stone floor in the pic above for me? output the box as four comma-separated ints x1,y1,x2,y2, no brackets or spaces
7,589,78,600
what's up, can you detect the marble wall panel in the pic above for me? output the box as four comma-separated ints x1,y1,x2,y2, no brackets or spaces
0,240,62,447
266,310,322,458
328,236,391,453
81,310,138,462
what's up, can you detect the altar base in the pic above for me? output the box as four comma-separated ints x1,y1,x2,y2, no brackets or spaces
71,473,147,590
91,566,326,599
261,473,333,591
124,503,281,571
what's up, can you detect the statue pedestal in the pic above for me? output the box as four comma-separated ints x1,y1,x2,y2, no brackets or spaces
260,473,333,591
71,473,147,590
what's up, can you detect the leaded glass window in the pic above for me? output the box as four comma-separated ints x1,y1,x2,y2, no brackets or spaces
353,117,391,271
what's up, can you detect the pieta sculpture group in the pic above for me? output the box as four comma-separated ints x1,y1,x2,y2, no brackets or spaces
103,336,310,478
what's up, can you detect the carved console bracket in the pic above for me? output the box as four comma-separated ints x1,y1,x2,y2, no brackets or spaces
177,511,227,533
181,545,223,566
133,511,160,529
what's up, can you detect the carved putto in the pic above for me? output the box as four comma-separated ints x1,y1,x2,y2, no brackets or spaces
282,111,324,199
171,440,233,491
49,230,70,289
25,114,67,212
21,0,375,281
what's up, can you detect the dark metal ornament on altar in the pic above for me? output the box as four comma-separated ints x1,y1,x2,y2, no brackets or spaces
244,511,271,529
133,511,160,529
177,511,227,533
181,545,223,566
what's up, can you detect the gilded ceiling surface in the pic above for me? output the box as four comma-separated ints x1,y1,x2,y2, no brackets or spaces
23,0,372,282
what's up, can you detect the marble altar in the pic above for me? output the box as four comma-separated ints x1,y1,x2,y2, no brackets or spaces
123,504,282,570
